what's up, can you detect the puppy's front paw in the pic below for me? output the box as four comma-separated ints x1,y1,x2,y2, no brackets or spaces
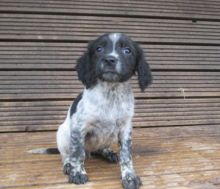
122,172,142,189
63,163,72,175
69,171,89,184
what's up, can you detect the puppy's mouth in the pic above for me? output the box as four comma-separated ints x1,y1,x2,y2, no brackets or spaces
103,70,116,74
100,71,120,82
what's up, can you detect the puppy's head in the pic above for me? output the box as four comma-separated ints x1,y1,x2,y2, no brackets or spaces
76,33,152,91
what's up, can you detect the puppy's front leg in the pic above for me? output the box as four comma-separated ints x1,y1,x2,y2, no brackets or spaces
119,123,142,189
65,129,88,184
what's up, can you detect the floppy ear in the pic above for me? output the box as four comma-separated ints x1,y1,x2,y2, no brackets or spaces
135,44,152,91
75,47,97,89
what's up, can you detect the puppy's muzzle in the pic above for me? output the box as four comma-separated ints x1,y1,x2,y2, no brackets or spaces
104,56,117,66
99,56,120,81
102,56,118,72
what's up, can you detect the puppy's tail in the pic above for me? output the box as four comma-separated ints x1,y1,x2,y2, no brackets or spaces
28,148,59,154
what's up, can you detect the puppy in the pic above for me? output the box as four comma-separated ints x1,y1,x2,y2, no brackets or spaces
56,33,152,189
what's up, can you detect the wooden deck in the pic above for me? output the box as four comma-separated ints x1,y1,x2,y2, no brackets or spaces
1,1,220,188
1,126,220,189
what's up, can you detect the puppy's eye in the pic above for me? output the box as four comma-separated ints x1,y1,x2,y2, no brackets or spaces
96,46,104,53
122,47,131,54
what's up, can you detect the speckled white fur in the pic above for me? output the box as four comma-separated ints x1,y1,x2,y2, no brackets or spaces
57,80,134,156
56,107,71,162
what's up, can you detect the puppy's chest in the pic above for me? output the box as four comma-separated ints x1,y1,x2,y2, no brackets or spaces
81,87,134,150
86,96,133,129
84,101,132,151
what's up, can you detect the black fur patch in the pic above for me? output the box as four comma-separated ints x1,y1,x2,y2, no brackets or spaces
134,43,152,91
75,51,98,89
45,148,59,154
70,93,83,117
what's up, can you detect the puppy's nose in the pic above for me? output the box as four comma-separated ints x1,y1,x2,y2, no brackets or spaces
104,56,117,65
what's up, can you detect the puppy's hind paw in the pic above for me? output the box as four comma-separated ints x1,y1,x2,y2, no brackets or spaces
122,172,142,189
91,148,119,163
68,171,89,184
106,151,119,163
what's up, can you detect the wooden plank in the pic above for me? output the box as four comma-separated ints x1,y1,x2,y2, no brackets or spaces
1,98,220,132
4,173,220,189
0,71,219,100
8,172,220,189
0,0,220,20
1,14,220,44
1,126,220,188
0,42,220,70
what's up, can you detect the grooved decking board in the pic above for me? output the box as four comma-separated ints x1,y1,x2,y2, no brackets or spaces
0,71,220,100
1,0,220,20
1,14,220,44
1,98,220,132
1,42,220,70
1,126,220,188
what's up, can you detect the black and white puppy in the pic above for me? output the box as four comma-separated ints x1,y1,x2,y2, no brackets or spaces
56,33,152,189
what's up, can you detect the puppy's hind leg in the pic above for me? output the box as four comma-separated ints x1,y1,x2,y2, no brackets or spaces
56,118,71,174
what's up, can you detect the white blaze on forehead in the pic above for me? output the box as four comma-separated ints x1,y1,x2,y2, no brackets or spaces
109,33,121,58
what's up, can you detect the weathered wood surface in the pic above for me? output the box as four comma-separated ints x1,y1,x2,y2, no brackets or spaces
1,14,220,44
1,71,220,100
1,0,220,20
1,126,220,189
0,0,220,133
0,42,220,70
1,98,220,132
